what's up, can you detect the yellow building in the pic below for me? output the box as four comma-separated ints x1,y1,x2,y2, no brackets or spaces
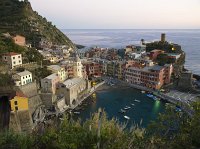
10,92,29,112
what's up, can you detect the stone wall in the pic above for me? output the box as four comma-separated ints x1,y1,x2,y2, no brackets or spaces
178,72,193,91
9,110,33,133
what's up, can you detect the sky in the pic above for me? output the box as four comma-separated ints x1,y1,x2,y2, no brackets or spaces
29,0,200,29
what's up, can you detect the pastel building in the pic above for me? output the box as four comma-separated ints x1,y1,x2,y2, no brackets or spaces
2,52,22,69
10,91,29,112
12,70,32,86
149,49,164,61
83,62,103,78
57,78,87,106
125,64,173,90
47,65,67,81
13,35,26,46
41,73,60,94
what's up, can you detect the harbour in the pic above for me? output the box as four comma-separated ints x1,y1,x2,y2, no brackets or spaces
72,84,166,128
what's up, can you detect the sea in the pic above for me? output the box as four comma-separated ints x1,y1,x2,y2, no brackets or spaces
63,29,200,75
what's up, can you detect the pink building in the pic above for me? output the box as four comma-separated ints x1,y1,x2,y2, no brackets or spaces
125,64,173,90
41,73,60,94
13,35,26,46
149,49,164,61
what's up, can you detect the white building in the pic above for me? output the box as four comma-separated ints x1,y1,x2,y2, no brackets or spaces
2,52,22,69
12,70,32,86
47,65,67,81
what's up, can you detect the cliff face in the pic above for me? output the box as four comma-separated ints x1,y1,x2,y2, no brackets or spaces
0,0,75,49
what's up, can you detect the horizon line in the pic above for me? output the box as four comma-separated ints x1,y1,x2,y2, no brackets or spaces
60,28,200,30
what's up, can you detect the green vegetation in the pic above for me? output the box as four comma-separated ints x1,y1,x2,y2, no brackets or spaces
0,73,14,86
0,36,26,55
0,0,75,48
146,41,182,53
156,53,175,66
31,66,52,82
0,102,200,149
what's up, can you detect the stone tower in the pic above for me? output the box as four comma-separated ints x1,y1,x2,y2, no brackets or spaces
161,33,166,42
73,53,83,78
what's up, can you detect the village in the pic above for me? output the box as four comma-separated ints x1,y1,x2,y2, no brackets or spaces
0,33,200,133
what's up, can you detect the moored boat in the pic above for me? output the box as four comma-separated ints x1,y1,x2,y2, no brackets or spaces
134,99,140,102
74,111,80,114
124,115,130,120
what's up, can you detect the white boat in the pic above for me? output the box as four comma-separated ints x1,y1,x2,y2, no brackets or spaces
134,99,140,102
124,107,129,110
131,103,135,106
124,115,130,120
141,91,146,93
119,109,126,113
74,111,80,114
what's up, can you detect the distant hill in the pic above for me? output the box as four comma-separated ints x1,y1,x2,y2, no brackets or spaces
0,0,75,49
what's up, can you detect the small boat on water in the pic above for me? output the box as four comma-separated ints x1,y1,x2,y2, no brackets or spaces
119,109,126,113
124,115,130,120
124,107,130,110
147,94,154,98
141,91,146,93
134,99,140,102
124,106,131,110
131,103,135,106
74,111,80,114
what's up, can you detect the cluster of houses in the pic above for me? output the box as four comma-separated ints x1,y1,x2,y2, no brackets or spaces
1,33,183,129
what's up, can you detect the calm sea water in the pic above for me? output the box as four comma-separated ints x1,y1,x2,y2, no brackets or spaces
73,87,165,128
63,29,200,75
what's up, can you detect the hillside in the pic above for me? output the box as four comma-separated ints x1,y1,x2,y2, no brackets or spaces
0,0,75,49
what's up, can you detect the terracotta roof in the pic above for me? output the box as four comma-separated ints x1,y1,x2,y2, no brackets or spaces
16,91,27,98
3,52,20,56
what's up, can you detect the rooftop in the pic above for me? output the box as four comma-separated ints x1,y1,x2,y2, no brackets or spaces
48,65,62,71
3,52,21,56
16,70,32,77
62,78,84,89
45,73,59,80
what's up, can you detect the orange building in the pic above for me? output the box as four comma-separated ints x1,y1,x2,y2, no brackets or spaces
13,35,26,46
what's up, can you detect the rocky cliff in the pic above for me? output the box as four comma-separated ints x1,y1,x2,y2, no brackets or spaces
0,0,75,49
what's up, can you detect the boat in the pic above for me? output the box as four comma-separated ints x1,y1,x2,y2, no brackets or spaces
124,106,131,110
124,115,130,120
146,94,154,98
119,109,126,113
124,107,130,110
153,96,158,100
74,111,80,114
141,91,146,93
131,103,135,106
134,99,140,102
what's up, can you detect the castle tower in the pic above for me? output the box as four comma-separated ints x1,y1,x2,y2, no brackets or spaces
161,33,166,42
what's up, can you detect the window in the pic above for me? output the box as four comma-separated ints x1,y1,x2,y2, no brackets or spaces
29,75,30,77
4,57,6,59
18,56,20,58
14,101,18,105
26,76,27,78
13,61,16,64
13,57,15,59
15,107,18,111
19,60,21,63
